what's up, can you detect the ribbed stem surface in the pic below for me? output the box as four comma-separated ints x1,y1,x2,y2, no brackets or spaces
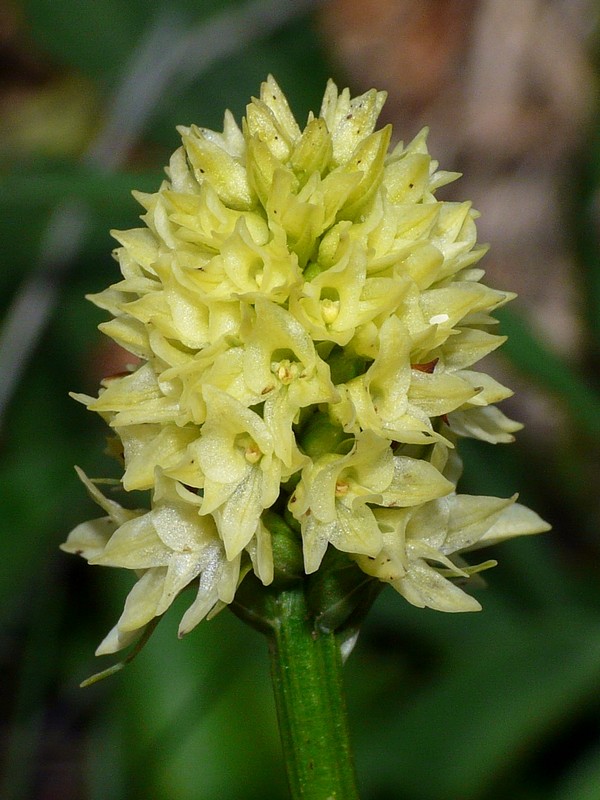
265,585,360,800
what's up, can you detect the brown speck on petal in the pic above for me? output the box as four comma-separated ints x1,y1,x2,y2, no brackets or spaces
411,358,439,373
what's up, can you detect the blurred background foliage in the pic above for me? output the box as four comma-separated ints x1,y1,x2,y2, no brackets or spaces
1,1,600,798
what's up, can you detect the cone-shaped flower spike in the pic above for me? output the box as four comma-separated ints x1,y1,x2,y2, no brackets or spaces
63,77,549,655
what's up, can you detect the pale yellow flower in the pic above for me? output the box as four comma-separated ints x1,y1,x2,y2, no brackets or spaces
64,76,549,653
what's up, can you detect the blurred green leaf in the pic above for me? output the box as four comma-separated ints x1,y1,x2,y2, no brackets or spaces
353,594,600,800
554,742,600,800
498,307,600,440
0,564,66,800
82,596,285,800
1,163,162,212
22,0,156,85
569,117,600,357
144,10,331,145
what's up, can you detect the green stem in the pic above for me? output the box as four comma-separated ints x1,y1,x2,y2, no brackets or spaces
265,584,360,800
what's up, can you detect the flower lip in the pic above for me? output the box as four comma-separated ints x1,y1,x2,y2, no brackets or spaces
236,433,263,464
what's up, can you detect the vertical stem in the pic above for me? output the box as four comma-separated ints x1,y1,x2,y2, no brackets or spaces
266,584,360,800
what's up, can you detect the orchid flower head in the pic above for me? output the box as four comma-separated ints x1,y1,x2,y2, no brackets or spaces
63,76,549,655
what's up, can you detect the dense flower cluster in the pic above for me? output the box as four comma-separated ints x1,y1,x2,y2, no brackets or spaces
62,77,549,654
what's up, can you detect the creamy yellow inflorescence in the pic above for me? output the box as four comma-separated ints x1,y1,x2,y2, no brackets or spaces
62,77,549,655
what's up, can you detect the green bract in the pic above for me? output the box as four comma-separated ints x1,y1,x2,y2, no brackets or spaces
63,77,549,655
